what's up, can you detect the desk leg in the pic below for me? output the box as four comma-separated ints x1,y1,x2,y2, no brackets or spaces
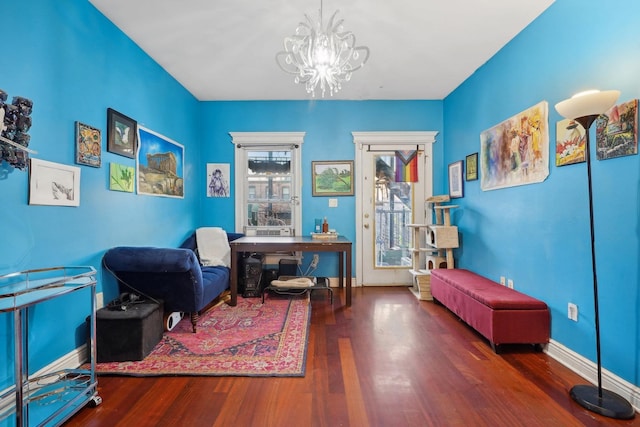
338,251,344,288
346,249,352,307
229,249,238,306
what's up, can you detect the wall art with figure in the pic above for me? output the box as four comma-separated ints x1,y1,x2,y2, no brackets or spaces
480,101,549,191
207,163,230,197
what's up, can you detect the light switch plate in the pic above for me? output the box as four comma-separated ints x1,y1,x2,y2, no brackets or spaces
329,198,338,207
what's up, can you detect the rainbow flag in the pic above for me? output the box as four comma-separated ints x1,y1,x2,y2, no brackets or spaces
395,150,418,182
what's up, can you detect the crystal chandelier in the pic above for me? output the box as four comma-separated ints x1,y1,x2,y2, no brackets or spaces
276,0,370,98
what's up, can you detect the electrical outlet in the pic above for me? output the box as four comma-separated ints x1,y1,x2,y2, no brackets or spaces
507,279,514,289
96,292,104,309
568,303,578,321
500,276,506,286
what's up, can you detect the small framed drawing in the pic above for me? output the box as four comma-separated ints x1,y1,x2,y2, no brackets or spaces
107,108,137,158
312,160,354,196
75,122,101,167
465,152,478,181
29,158,81,206
448,160,464,199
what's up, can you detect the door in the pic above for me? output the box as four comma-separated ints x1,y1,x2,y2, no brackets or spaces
353,132,436,287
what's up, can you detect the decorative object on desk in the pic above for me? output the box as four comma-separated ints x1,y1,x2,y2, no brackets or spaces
75,121,101,167
448,160,464,199
206,163,230,197
480,101,549,191
0,90,33,170
465,152,478,181
595,98,637,160
109,163,134,193
312,160,354,196
29,158,81,207
107,108,137,158
275,0,370,98
556,118,586,166
137,125,184,198
555,89,635,420
311,231,339,240
93,294,311,377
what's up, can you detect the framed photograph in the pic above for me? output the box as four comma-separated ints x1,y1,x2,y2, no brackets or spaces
448,160,464,199
29,158,81,206
465,152,478,181
312,160,354,196
107,108,137,158
137,125,184,198
75,121,101,167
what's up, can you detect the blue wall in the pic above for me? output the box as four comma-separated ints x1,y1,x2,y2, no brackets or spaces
200,100,443,276
2,0,640,396
0,0,202,380
444,0,640,384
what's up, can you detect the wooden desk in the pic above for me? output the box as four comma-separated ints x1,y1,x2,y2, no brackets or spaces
230,236,352,307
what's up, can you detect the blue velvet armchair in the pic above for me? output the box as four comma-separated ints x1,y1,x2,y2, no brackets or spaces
102,231,243,332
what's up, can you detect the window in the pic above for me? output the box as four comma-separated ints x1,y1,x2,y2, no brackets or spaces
231,132,304,236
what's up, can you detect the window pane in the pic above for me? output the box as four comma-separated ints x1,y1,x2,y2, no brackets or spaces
247,202,292,226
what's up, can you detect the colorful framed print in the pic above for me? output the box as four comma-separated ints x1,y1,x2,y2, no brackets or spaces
109,163,135,193
75,121,101,167
137,125,184,198
107,108,137,158
312,160,354,196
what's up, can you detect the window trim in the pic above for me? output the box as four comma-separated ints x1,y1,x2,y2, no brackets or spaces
230,132,305,235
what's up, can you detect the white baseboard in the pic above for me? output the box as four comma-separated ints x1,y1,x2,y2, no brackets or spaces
545,339,640,411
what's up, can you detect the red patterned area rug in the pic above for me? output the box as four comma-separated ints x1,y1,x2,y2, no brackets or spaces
94,294,310,377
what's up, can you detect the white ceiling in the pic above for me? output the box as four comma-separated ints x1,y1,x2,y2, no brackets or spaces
88,0,555,101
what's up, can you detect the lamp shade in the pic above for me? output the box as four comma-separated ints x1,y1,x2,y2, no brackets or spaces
555,90,620,120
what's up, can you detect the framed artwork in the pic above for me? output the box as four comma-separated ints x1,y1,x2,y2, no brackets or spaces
29,158,81,206
480,101,549,191
137,125,184,198
448,160,464,199
595,99,638,160
207,163,230,197
109,163,135,193
465,152,478,181
107,108,137,158
556,118,586,166
75,121,101,167
312,160,354,196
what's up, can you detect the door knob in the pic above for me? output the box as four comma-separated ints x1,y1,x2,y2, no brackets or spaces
364,223,370,229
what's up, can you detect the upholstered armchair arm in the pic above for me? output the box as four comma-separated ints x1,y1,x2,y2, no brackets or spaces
103,247,200,274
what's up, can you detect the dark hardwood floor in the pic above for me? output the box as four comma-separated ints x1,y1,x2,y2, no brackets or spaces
65,287,639,426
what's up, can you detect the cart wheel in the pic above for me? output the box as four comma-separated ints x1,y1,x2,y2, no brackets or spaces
89,395,103,407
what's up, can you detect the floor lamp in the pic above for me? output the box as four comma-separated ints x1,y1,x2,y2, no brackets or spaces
555,89,635,419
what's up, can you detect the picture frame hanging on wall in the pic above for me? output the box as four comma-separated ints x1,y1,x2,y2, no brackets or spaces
29,158,81,206
75,121,101,167
448,160,464,199
312,160,354,196
107,108,137,158
137,125,184,198
465,152,478,181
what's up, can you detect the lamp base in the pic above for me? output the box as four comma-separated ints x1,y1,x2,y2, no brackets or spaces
570,384,635,419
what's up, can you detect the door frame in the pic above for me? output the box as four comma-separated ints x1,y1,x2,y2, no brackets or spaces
352,131,438,286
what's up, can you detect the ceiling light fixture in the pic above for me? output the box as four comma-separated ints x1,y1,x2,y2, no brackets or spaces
275,0,370,98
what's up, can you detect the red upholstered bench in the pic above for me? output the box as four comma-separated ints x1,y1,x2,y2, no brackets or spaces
430,268,550,352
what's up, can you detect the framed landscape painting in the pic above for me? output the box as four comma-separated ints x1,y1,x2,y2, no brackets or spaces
312,160,354,196
136,125,184,198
